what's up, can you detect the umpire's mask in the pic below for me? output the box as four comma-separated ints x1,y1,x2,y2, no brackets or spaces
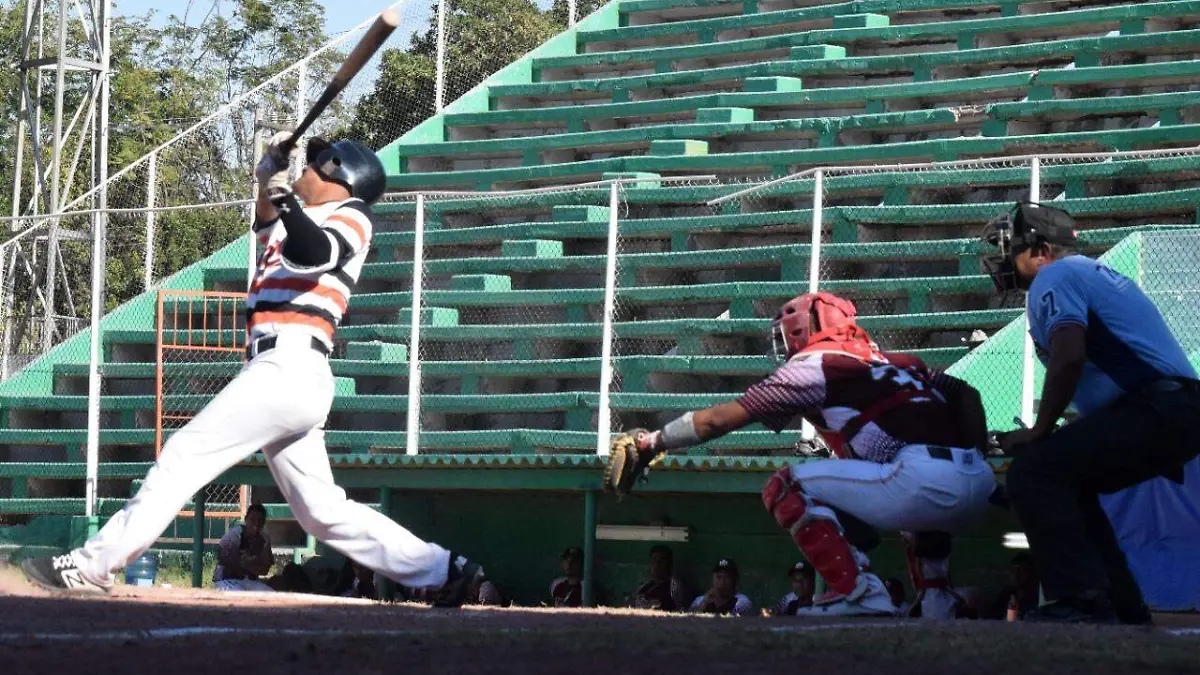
981,202,1079,293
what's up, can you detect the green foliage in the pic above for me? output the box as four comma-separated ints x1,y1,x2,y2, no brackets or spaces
0,0,596,322
344,0,568,148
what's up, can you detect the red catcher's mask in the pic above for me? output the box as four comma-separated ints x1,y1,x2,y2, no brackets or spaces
771,292,882,362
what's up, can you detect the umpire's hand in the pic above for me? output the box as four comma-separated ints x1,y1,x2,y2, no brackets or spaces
996,427,1043,455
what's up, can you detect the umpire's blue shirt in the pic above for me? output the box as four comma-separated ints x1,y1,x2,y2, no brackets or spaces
1027,255,1196,416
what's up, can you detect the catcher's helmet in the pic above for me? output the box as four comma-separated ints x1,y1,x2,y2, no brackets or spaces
981,202,1078,293
306,138,386,205
772,292,881,362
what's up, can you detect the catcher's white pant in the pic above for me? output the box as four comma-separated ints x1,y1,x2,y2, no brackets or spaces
791,445,994,534
73,332,451,589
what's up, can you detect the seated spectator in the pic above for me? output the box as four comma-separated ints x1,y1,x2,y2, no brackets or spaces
469,579,506,606
885,578,912,615
987,552,1040,620
632,545,688,612
551,546,584,607
689,558,752,616
773,561,816,616
213,503,274,591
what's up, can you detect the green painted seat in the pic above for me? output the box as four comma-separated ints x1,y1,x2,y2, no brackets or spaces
532,1,1196,79
494,31,1200,104
387,125,1200,191
578,0,1043,53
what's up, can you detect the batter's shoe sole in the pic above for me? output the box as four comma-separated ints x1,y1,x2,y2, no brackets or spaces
21,554,111,594
432,553,485,608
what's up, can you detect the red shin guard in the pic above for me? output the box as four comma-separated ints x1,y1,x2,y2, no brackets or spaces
762,469,860,597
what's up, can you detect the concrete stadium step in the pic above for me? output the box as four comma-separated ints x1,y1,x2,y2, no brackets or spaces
532,0,1199,80
451,71,1034,133
386,124,1200,191
490,31,1200,106
457,60,1200,134
401,109,975,172
202,226,1166,301
579,0,1035,53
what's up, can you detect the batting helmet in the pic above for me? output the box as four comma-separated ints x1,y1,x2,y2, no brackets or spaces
772,292,881,362
306,138,386,205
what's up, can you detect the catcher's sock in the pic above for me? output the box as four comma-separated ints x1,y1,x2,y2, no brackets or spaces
21,554,111,594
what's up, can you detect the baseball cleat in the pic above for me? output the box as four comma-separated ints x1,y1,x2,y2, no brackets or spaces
21,554,111,594
795,574,896,617
432,553,485,608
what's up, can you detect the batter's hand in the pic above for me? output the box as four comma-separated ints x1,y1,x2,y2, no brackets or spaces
255,132,298,198
603,429,667,498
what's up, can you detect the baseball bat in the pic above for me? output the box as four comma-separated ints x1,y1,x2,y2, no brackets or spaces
279,8,401,154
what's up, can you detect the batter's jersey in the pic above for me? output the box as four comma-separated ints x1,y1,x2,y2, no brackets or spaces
1027,255,1195,415
248,198,373,349
737,351,963,463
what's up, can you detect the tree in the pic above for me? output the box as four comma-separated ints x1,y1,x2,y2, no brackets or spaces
343,0,562,149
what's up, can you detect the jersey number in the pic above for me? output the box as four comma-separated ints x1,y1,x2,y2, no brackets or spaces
1040,290,1059,318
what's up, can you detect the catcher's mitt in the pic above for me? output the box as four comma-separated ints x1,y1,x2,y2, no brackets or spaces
603,430,668,497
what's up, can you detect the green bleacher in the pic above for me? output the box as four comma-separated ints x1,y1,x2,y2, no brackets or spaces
2,0,1199,582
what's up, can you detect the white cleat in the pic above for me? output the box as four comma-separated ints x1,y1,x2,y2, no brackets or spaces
21,553,112,595
795,574,897,617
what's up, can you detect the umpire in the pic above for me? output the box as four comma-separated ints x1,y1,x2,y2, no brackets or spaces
982,202,1200,624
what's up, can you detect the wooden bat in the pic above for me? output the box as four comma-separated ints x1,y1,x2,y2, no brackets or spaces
279,8,401,154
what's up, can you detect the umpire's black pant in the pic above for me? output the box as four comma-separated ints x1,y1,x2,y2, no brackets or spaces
1007,378,1200,618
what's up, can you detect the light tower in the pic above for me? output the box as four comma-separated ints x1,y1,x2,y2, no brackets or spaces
4,0,111,374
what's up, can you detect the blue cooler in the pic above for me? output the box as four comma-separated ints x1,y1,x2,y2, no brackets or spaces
125,552,158,587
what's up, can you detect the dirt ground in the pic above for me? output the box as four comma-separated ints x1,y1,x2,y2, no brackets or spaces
2,564,1199,675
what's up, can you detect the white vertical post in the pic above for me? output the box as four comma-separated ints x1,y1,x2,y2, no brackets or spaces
596,182,621,456
800,170,825,441
1020,158,1041,427
433,0,448,111
143,152,157,291
405,194,427,456
248,111,262,289
292,61,308,178
808,170,824,293
569,0,578,25
84,214,104,519
86,0,112,523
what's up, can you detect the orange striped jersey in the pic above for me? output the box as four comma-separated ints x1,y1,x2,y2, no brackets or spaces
247,198,372,348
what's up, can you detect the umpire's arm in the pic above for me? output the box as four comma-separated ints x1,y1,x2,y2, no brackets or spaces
1031,324,1087,439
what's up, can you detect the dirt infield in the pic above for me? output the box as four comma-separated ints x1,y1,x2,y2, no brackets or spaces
2,569,1199,675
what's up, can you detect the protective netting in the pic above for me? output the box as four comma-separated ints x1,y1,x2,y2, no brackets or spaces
394,185,617,455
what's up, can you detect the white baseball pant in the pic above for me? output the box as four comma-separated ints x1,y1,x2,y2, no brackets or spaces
791,445,995,534
73,332,451,589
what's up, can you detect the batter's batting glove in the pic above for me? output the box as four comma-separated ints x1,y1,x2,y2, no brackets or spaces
254,131,299,198
603,429,668,498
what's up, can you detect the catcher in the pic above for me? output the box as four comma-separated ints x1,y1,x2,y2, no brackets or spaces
605,292,997,616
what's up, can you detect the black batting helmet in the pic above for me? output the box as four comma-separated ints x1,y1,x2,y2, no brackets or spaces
306,138,386,205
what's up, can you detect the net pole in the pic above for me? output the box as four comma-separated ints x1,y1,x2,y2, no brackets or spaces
596,182,621,457
405,194,426,456
1021,158,1040,427
433,0,447,111
143,151,157,291
84,211,106,519
801,170,824,441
